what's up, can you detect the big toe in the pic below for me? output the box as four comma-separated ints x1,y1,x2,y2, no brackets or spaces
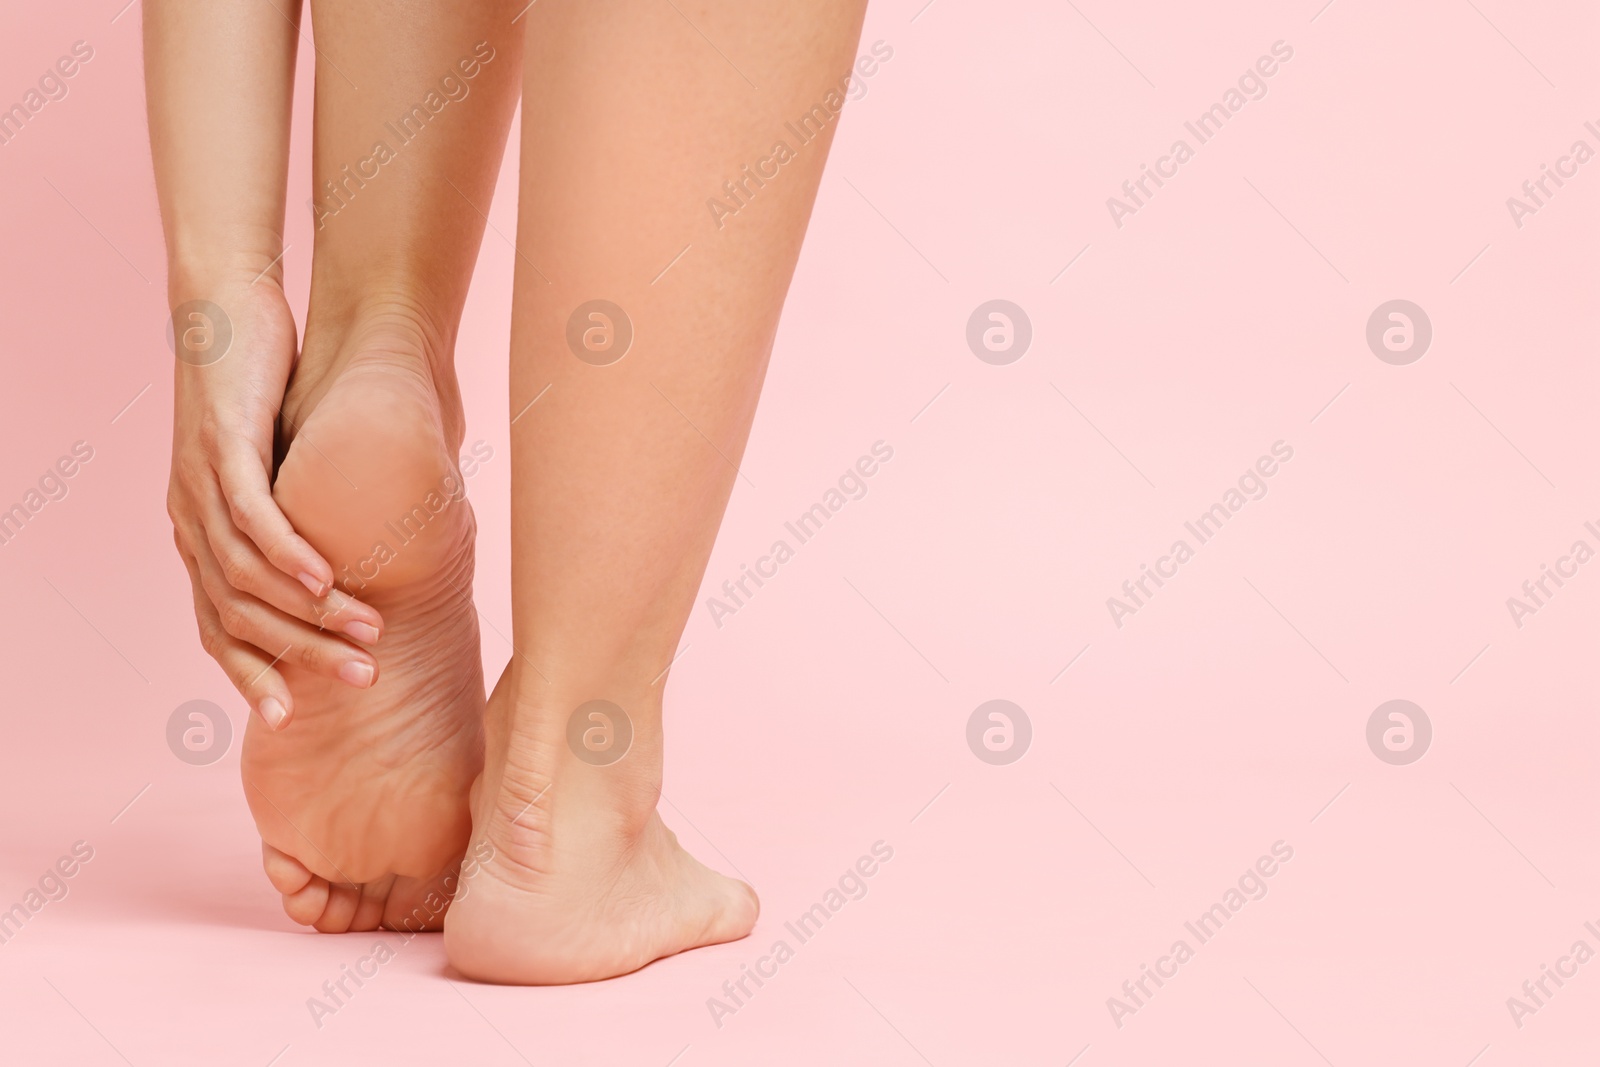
263,842,330,926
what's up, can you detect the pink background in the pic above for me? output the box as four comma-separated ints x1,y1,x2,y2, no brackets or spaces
2,0,1598,1063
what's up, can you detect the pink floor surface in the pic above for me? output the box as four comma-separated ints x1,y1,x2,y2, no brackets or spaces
3,1,1599,1063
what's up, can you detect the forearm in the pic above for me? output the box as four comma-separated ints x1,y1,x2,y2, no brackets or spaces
144,0,302,296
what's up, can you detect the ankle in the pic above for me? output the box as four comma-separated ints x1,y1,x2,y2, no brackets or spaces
487,687,665,839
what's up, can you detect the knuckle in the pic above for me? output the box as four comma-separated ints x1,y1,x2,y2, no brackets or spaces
296,641,329,673
196,618,225,658
231,664,266,698
177,452,210,488
218,549,254,591
195,414,224,452
195,565,228,607
224,486,256,525
216,598,252,639
310,592,345,628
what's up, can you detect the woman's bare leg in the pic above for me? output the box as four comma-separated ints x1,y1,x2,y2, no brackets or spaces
243,0,522,932
447,0,868,983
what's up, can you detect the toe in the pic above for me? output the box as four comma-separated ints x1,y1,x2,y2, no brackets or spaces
382,873,450,932
262,843,315,896
314,882,363,933
283,874,331,926
349,878,394,932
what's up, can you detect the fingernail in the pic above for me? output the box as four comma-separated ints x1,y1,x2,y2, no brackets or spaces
343,620,381,644
339,661,376,688
258,696,289,730
299,571,329,597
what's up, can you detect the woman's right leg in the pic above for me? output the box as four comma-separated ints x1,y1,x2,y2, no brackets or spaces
447,0,868,982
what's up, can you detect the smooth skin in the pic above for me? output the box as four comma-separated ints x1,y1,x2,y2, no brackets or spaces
447,0,867,983
248,0,524,931
145,0,386,730
147,0,867,977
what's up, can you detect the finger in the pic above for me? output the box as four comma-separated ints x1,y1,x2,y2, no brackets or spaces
193,548,377,689
311,586,384,645
214,434,334,596
180,548,293,729
196,479,384,642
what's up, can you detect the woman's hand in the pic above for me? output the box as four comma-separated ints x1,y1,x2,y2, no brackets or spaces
146,0,385,729
167,273,384,729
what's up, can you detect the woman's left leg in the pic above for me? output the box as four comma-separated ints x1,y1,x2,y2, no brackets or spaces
448,0,869,982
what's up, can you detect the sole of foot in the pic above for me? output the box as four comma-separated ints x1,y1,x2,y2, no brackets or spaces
242,332,486,933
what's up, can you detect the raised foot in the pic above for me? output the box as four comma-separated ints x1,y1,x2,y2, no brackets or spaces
243,336,487,932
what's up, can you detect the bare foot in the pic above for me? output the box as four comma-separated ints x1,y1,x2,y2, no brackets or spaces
445,673,759,982
242,322,486,933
